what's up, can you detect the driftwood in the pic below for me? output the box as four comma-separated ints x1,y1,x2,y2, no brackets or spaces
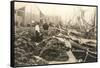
55,33,96,55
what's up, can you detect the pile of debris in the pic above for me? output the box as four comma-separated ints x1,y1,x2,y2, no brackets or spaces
14,27,97,65
37,37,71,61
14,28,48,65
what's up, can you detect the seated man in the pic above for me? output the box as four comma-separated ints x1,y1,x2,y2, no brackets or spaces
43,23,49,30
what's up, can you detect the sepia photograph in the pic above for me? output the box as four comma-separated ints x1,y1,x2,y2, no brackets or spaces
12,1,97,67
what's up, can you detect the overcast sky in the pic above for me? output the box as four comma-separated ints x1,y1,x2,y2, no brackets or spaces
15,2,96,24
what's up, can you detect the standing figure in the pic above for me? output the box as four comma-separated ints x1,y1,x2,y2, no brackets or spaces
35,22,40,33
33,22,43,43
42,23,49,37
